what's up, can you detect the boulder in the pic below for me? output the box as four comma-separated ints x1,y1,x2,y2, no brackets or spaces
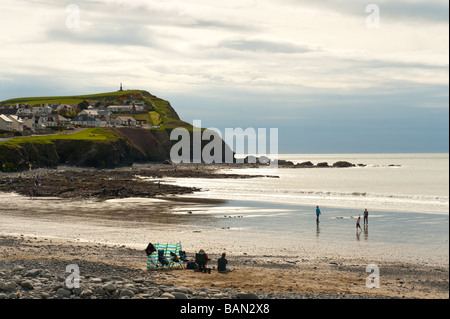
333,161,355,168
19,280,34,290
80,289,93,298
172,292,188,299
0,281,17,292
93,287,107,296
56,288,72,298
296,161,314,167
24,269,41,277
11,265,25,274
236,293,259,299
119,289,135,298
316,162,329,167
160,292,176,299
278,160,295,166
102,283,117,293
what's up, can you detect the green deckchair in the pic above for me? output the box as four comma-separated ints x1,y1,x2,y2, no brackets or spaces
146,243,184,270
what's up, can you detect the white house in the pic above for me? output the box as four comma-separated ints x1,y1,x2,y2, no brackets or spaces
33,116,48,130
71,114,101,127
16,107,33,116
116,116,137,126
0,114,13,131
56,104,76,114
7,115,24,132
107,104,145,113
46,115,71,127
18,115,34,130
79,109,113,119
18,115,47,131
32,105,53,116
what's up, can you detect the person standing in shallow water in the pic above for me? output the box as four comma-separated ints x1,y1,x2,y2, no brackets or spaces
316,206,321,223
356,214,362,230
363,209,369,226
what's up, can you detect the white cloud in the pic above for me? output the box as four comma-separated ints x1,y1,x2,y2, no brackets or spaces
0,0,448,99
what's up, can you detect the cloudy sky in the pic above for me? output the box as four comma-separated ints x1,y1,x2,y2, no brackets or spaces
0,0,448,153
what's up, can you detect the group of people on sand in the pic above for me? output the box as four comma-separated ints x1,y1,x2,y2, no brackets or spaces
316,205,370,230
194,249,235,274
146,243,235,274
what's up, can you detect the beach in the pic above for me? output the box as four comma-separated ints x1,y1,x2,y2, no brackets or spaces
0,234,448,299
0,160,449,299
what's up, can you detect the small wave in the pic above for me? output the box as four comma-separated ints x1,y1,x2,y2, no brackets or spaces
351,192,367,196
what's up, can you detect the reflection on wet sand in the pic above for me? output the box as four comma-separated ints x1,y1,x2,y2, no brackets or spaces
0,193,222,225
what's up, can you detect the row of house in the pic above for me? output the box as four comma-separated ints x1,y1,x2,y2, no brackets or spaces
0,113,74,132
71,114,137,127
0,115,22,132
0,111,139,132
2,102,146,116
0,97,148,132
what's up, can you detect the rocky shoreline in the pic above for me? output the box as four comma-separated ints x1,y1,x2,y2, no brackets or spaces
1,235,448,300
2,256,365,300
0,235,356,300
0,159,377,201
0,164,277,201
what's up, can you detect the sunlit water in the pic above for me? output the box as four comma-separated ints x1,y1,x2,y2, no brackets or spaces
169,154,449,215
0,154,448,267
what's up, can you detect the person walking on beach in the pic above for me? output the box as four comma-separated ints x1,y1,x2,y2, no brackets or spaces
363,209,369,226
316,206,321,223
356,214,362,230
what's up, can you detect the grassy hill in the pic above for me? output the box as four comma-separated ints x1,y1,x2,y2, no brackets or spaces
0,89,189,128
0,89,234,171
1,90,141,107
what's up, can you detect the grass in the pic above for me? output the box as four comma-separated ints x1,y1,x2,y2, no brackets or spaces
1,89,193,134
0,90,152,107
0,128,120,146
149,111,161,126
0,89,183,124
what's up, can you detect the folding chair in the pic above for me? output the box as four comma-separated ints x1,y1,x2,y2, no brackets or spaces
146,242,185,270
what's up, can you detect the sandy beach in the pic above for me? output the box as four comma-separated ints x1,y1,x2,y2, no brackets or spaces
0,165,448,299
0,234,448,299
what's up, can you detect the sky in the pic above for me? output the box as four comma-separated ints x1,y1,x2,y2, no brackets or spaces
0,0,448,154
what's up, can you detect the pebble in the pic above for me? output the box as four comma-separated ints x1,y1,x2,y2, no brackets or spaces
160,292,175,299
171,292,188,299
119,289,135,298
19,280,34,290
0,259,399,300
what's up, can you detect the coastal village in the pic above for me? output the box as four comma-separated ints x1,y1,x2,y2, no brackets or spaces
0,86,153,135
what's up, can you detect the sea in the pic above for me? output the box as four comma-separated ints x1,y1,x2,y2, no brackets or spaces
170,153,449,215
0,153,448,266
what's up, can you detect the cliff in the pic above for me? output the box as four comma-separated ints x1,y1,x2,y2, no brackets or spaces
0,87,237,172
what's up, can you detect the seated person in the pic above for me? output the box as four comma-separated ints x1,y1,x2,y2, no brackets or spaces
179,250,187,262
195,249,209,273
218,253,234,273
170,251,180,263
158,250,170,266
